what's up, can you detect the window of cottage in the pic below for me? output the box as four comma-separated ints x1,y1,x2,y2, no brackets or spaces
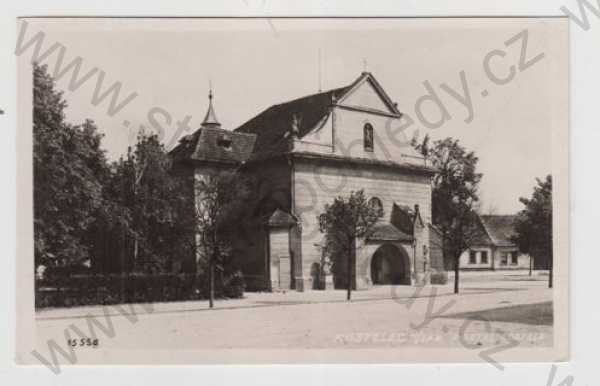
511,252,518,265
480,250,488,264
469,251,477,264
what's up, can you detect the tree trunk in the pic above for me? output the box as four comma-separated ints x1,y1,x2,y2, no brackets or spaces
346,244,352,301
133,237,139,268
208,257,215,308
529,256,533,276
548,255,553,289
453,255,460,294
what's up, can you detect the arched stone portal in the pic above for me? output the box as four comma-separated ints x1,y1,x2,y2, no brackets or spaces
370,244,411,285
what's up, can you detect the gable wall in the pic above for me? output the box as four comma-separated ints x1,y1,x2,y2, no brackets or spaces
295,80,423,166
340,80,393,113
293,159,432,287
331,108,419,164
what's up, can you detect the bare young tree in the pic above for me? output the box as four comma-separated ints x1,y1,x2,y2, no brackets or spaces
318,190,383,301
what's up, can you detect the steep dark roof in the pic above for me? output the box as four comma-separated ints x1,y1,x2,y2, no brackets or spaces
390,203,424,236
368,223,413,242
465,216,493,246
173,72,436,176
170,127,256,164
369,203,425,242
479,215,518,247
234,85,351,156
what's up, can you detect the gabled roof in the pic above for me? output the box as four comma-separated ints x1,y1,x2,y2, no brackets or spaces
266,208,296,227
234,72,400,158
234,85,350,156
337,72,402,116
170,127,256,164
368,223,413,242
173,72,435,175
390,203,425,236
479,215,518,247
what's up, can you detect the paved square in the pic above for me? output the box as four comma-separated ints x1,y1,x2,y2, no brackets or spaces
35,271,552,352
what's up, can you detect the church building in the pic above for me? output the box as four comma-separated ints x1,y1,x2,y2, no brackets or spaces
171,72,440,291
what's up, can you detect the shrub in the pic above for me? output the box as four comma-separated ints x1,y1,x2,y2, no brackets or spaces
35,272,245,309
222,270,245,298
430,271,448,285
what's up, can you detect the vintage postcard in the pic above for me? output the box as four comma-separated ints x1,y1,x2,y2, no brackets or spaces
15,17,569,370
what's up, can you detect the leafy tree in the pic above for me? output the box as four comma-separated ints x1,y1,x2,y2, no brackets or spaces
34,63,197,280
318,190,383,301
415,136,483,294
512,175,553,287
109,133,194,273
33,63,110,272
194,170,251,308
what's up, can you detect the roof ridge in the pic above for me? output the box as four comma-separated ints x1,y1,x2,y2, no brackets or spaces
271,85,351,108
200,126,257,138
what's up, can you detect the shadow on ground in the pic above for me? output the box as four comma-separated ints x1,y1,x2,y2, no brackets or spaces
442,301,553,326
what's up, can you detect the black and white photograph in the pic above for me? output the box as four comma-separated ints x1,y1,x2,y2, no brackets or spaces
13,16,570,369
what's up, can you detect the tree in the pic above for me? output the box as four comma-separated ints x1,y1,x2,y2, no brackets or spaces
318,190,383,301
108,132,193,274
415,137,483,294
33,63,111,272
33,63,196,279
512,175,553,288
194,170,251,308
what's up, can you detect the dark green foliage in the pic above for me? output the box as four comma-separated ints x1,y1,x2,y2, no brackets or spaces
34,63,111,269
35,270,245,308
414,135,483,293
33,63,243,307
429,271,448,285
108,133,195,274
512,175,553,286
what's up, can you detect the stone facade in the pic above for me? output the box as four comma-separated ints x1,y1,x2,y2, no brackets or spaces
292,159,433,290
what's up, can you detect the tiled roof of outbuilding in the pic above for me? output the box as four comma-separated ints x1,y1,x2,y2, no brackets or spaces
170,127,256,164
479,215,518,247
266,208,297,227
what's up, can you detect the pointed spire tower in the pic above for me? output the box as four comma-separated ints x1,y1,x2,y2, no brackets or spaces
201,85,221,129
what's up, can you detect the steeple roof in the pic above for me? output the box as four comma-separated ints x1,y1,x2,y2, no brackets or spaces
201,89,221,129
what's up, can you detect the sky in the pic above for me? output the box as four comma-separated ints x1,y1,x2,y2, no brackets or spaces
22,18,568,214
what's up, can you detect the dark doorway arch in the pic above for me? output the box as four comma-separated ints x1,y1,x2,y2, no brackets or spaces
370,244,411,285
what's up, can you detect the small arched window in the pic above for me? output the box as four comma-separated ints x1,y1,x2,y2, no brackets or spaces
363,123,374,152
368,197,383,215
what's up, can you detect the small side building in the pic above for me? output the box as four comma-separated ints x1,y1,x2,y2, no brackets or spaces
459,215,531,270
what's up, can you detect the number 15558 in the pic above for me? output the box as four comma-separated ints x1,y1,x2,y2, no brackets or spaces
67,338,99,347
